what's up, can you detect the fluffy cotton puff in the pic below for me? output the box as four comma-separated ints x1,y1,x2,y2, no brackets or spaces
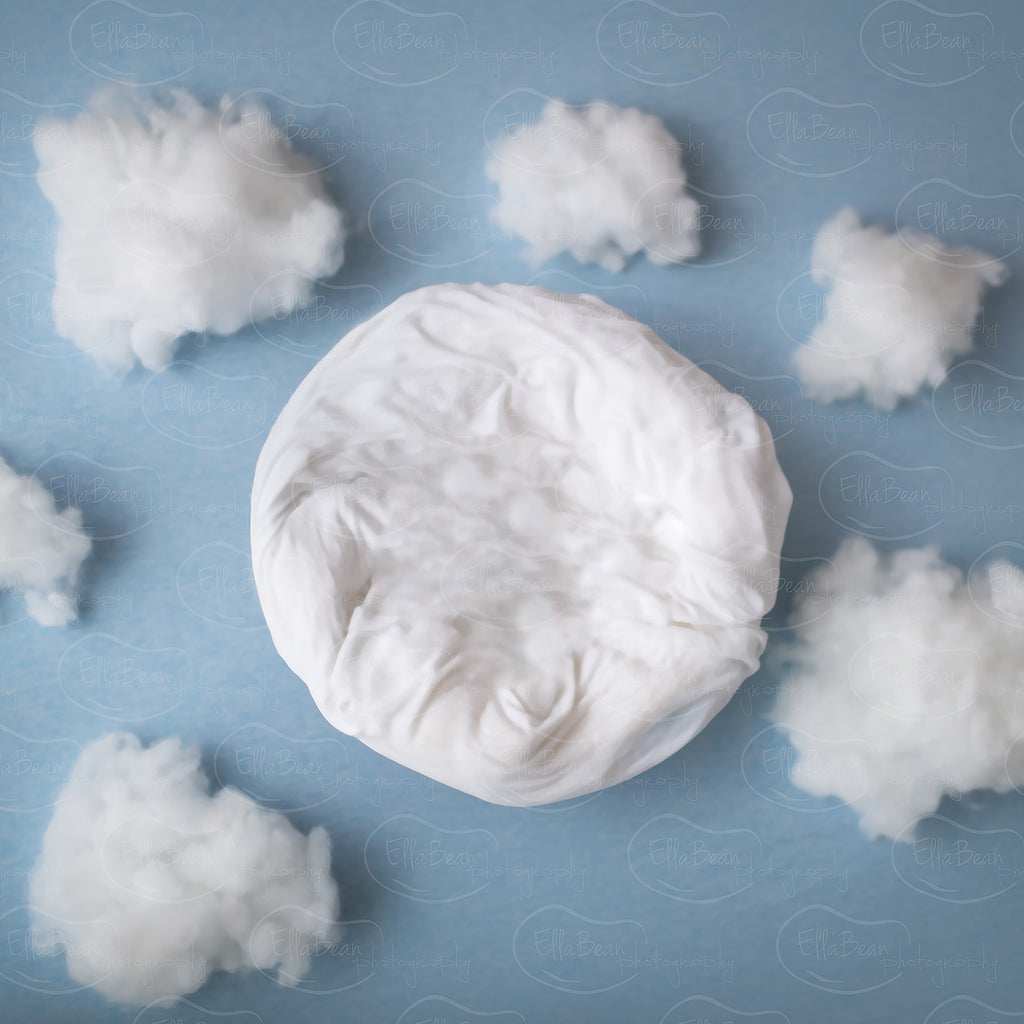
793,207,1007,409
33,88,347,372
0,453,90,626
772,537,1024,840
29,732,340,1005
486,100,700,272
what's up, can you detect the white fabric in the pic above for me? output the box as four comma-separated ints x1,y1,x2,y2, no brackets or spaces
251,284,791,804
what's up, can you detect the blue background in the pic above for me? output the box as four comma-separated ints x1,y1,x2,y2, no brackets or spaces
2,0,1024,1021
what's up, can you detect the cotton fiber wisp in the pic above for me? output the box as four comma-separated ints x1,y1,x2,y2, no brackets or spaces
773,537,1024,840
34,88,347,372
0,453,90,626
793,207,1007,409
29,732,340,1005
486,100,700,272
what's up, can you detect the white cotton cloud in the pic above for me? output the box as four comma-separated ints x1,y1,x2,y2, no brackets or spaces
29,732,340,1005
793,207,1007,409
772,537,1024,840
34,87,347,373
0,453,90,627
486,100,700,272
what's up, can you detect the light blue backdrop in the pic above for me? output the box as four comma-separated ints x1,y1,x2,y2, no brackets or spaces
2,1,1023,1021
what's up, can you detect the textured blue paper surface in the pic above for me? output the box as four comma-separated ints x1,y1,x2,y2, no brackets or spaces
2,1,1024,1021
